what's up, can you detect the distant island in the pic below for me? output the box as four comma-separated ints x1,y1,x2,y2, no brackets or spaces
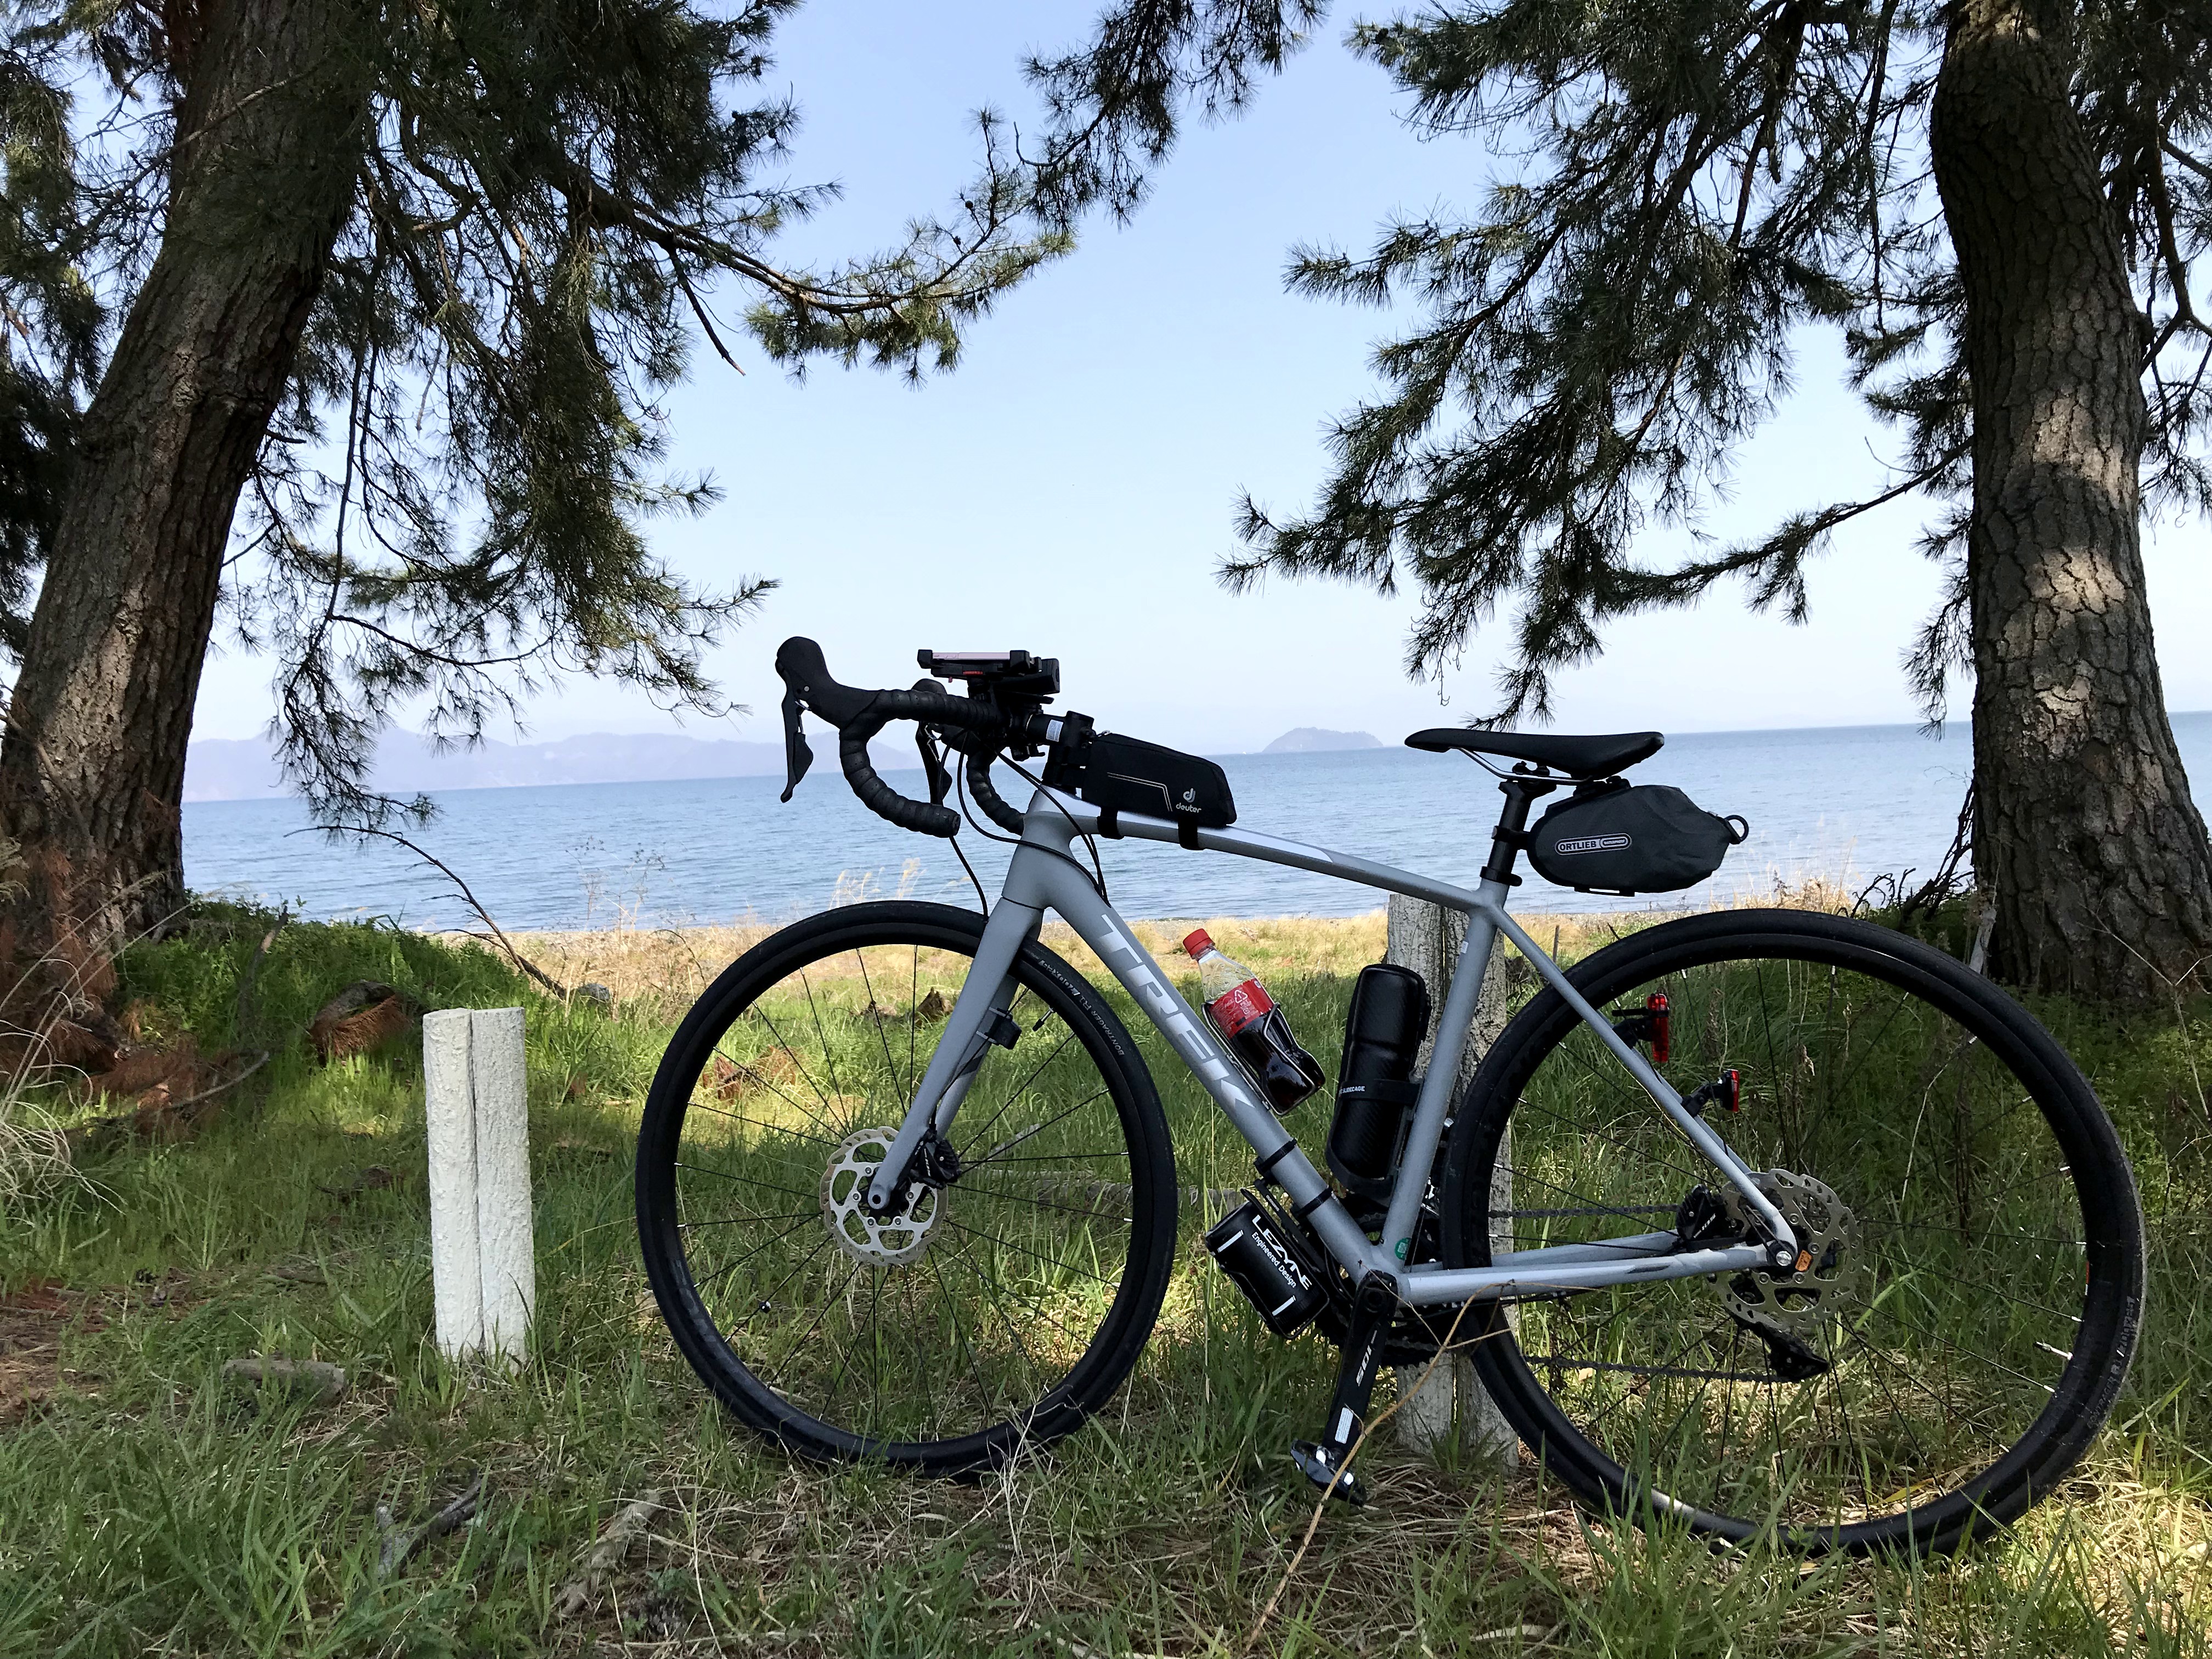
1262,727,1384,754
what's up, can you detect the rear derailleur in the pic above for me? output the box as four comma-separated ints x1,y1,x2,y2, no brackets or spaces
1674,1184,1831,1383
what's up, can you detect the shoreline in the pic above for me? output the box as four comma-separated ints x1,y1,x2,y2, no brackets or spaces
483,889,1860,1007
491,913,1402,1006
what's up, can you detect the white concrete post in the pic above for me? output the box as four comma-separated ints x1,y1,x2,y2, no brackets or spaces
470,1007,534,1364
423,1009,483,1359
424,1007,535,1367
1386,894,1520,1472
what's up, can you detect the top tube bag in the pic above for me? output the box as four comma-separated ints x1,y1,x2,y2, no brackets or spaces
1044,725,1236,845
1526,781,1747,896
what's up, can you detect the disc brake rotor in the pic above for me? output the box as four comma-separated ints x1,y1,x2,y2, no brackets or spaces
1720,1170,1868,1345
820,1126,945,1266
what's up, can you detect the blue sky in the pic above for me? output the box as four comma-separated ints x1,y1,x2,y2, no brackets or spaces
189,1,2212,757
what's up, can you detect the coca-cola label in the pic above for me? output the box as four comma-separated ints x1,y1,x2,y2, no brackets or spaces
1208,979,1273,1035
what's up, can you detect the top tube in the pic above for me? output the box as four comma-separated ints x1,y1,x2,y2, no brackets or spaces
1014,791,1486,916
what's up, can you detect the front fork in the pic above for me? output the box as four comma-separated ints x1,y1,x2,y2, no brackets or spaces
863,900,1041,1215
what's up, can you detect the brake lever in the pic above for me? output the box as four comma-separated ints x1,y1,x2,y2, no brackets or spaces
916,727,952,808
907,678,956,808
778,687,814,804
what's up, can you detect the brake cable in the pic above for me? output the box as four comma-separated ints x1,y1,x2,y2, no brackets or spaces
955,752,1111,903
947,815,991,916
994,752,1111,902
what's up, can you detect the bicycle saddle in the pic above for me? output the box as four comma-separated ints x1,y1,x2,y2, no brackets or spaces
1405,727,1663,778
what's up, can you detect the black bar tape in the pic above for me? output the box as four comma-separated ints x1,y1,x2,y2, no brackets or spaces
964,756,1027,834
831,686,1006,839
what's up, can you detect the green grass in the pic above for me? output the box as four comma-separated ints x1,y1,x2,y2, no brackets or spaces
0,903,2205,1657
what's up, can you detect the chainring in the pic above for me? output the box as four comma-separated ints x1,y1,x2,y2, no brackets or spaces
820,1126,945,1266
1719,1170,1869,1346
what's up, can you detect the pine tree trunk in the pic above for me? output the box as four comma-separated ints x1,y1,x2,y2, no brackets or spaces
0,0,366,1051
1929,0,2212,1001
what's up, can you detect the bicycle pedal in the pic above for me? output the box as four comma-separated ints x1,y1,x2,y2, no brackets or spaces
1289,1441,1368,1505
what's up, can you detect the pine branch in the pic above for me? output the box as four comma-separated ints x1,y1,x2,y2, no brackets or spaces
304,825,566,997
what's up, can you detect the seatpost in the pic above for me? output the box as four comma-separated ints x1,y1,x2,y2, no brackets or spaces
1480,768,1557,887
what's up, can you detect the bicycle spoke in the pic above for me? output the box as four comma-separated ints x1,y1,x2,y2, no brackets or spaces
646,918,1156,1464
798,969,848,1106
956,1181,1136,1223
855,948,904,1099
681,1209,817,1231
699,1043,840,1137
940,1217,1123,1286
1479,933,2125,1543
956,1030,1081,1159
743,1003,839,1123
685,1098,841,1146
676,1163,822,1207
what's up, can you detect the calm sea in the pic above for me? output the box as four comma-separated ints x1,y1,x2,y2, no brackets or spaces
182,715,2212,932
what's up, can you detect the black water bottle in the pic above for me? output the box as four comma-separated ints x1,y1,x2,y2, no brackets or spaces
1326,964,1431,1183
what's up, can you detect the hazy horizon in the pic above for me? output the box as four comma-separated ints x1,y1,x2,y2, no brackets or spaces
185,707,2212,805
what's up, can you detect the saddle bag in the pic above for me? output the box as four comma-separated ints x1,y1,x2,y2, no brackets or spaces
1043,725,1237,845
1526,781,1747,896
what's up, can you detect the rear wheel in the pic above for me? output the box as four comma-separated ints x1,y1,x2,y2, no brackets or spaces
1440,909,2143,1554
636,901,1177,1472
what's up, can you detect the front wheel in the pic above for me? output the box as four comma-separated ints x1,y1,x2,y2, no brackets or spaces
1439,909,2144,1555
636,901,1177,1472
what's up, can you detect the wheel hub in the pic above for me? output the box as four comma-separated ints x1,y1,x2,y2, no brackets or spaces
1719,1170,1867,1345
820,1127,945,1266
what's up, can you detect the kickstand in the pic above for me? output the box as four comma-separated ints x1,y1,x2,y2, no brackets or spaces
1289,1274,1398,1505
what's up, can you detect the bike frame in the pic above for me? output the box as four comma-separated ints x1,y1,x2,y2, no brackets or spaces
866,787,1792,1305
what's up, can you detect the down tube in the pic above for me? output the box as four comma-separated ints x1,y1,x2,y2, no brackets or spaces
1031,861,1380,1274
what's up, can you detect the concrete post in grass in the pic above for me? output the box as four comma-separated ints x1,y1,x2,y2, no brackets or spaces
424,1007,535,1368
423,1010,483,1359
470,1007,534,1363
1385,894,1519,1472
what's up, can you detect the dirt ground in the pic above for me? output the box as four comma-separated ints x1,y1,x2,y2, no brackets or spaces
0,1279,93,1426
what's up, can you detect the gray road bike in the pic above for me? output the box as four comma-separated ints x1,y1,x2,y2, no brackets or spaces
635,640,2145,1555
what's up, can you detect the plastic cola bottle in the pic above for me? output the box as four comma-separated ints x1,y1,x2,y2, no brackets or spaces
1183,929,1325,1113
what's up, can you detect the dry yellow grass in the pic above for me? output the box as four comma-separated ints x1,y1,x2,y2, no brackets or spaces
499,912,1429,1014
493,872,1871,1017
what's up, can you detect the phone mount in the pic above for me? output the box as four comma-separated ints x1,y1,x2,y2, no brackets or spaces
918,650,1059,703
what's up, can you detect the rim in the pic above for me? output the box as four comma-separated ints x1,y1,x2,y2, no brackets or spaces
655,929,1154,1458
1470,933,2120,1544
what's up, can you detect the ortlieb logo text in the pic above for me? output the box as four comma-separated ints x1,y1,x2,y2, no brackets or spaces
1558,833,1632,855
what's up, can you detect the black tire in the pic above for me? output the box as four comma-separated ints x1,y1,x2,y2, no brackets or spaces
636,901,1177,1472
1438,909,2144,1555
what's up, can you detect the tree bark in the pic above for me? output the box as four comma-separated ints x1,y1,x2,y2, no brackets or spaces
0,0,368,1048
1931,0,2212,1000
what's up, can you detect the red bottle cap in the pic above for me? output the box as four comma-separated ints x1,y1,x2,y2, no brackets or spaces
1181,928,1214,957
